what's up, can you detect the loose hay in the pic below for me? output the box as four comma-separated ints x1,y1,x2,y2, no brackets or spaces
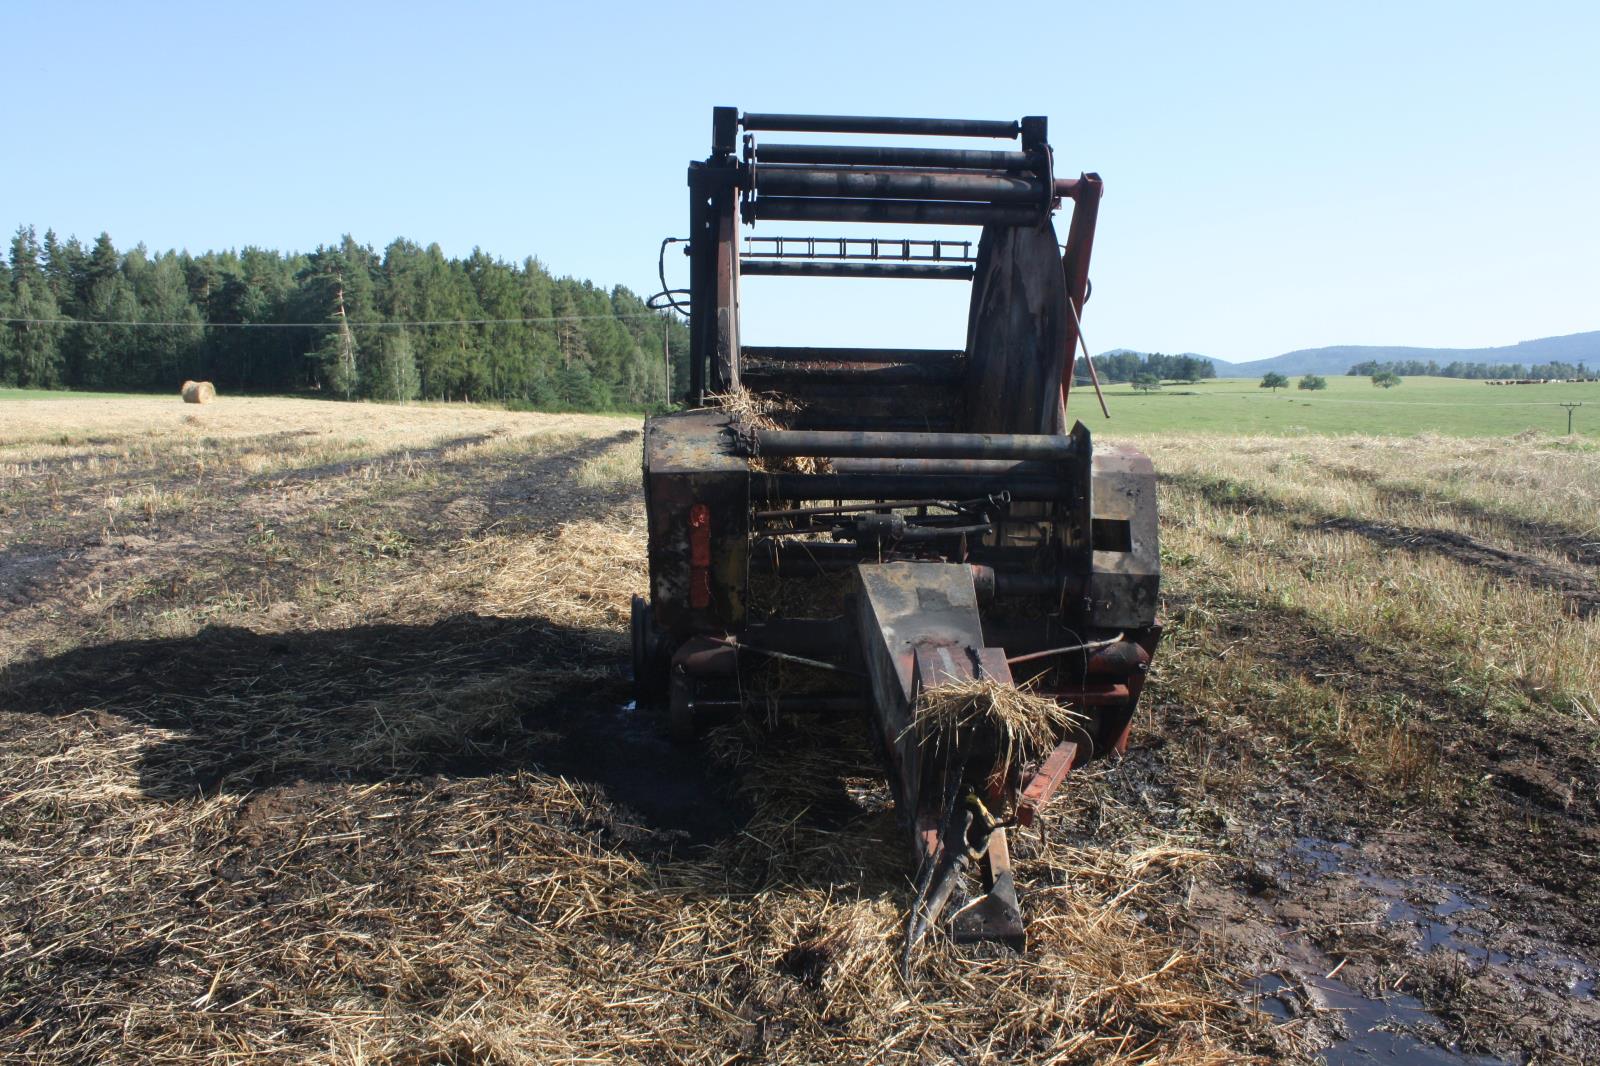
709,385,829,473
479,513,643,634
708,384,793,430
912,676,1087,771
181,380,216,404
0,690,1262,1064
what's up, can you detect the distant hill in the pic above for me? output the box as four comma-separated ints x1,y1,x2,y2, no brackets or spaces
1101,330,1600,378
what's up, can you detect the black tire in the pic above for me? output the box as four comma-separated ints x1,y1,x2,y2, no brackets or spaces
631,595,668,701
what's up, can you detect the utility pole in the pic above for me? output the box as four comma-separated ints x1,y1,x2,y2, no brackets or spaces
663,327,671,405
1560,402,1582,435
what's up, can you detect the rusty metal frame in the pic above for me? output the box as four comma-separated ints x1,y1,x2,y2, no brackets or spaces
1057,174,1103,415
644,108,1162,957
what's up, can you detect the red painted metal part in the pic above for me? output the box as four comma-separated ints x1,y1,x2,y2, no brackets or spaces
1059,682,1131,707
688,503,712,609
1057,172,1103,420
1017,740,1079,827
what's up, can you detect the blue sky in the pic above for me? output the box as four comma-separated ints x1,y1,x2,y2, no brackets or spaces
4,1,1596,362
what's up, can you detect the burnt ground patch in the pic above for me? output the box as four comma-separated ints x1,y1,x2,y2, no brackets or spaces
1165,471,1600,618
1198,588,1594,900
1145,573,1600,1060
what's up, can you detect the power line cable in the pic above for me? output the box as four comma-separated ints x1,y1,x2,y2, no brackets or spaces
0,313,676,329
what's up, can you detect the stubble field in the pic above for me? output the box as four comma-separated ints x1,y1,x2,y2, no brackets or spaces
1,395,1596,1064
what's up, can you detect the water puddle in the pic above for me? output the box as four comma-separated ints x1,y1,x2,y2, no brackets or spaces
1291,839,1511,965
1249,969,1508,1064
1256,837,1600,1063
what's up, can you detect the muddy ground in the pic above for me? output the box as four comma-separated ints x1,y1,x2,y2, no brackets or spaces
1,401,1596,1063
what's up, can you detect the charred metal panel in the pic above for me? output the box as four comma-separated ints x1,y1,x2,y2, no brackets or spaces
963,223,1070,436
1086,445,1160,629
644,409,749,639
855,563,1009,858
714,198,741,392
742,346,964,366
741,362,962,388
742,379,962,431
856,562,987,715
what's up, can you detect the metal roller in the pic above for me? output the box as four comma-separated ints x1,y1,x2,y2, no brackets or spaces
761,472,1069,502
754,143,1036,171
826,458,1055,476
752,428,1079,461
741,113,1020,138
754,167,1046,204
749,197,1042,227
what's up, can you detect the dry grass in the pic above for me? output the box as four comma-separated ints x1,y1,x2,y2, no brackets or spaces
1137,432,1600,803
0,394,633,468
1134,432,1600,566
479,511,645,634
574,436,642,491
708,385,794,430
17,408,1593,1062
0,398,1279,1064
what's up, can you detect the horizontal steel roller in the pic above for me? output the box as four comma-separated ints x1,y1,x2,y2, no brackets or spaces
751,428,1079,461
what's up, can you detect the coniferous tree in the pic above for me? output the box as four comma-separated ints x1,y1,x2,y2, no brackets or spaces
299,237,378,397
5,221,693,407
372,329,421,402
313,274,360,398
66,233,143,388
0,251,14,385
7,226,66,387
39,229,83,312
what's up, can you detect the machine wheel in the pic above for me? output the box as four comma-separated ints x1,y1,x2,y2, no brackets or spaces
631,595,668,701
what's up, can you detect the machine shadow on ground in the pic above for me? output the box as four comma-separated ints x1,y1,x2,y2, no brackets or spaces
0,614,764,849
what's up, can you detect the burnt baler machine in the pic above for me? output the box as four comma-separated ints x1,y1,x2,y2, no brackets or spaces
633,109,1161,952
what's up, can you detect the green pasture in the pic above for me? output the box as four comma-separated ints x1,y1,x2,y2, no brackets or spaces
6,377,1598,440
1078,374,1600,438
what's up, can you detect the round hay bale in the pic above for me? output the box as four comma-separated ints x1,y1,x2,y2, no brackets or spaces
181,380,216,404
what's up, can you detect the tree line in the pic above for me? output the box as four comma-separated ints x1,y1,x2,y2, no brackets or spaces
1087,351,1218,384
1347,358,1591,380
1,225,690,408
